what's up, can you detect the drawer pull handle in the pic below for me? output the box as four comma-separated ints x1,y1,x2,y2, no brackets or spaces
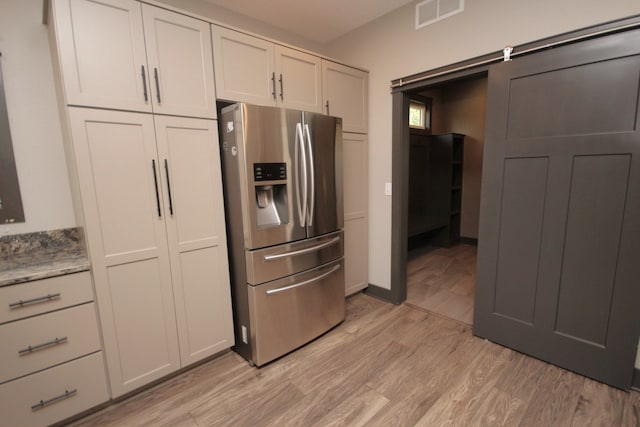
263,236,341,261
9,293,61,308
31,389,77,411
266,264,341,295
19,336,68,355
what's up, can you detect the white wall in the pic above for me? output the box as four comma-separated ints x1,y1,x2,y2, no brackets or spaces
324,0,640,291
152,0,324,53
0,0,74,237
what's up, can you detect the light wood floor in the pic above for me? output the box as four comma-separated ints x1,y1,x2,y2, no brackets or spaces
69,292,639,426
406,243,477,325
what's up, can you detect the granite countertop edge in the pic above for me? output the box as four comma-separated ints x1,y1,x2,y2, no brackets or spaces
0,228,90,288
0,261,90,287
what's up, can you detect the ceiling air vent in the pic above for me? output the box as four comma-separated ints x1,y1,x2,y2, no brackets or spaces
415,0,464,29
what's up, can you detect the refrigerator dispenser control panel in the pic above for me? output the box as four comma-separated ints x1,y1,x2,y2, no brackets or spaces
254,163,286,181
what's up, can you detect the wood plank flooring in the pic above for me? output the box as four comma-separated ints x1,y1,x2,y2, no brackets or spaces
406,243,477,325
68,292,640,427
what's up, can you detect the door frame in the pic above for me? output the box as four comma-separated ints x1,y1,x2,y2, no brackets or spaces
388,15,640,305
389,69,488,304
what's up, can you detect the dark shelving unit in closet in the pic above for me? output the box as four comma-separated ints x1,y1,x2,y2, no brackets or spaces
408,133,464,247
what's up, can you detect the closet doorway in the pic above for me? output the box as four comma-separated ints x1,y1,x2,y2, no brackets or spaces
404,75,487,325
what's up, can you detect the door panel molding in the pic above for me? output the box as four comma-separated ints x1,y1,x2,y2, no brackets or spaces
474,29,640,389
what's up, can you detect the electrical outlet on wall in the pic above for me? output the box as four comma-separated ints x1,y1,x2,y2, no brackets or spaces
385,182,392,196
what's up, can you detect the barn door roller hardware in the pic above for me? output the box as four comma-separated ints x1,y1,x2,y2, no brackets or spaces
391,19,640,89
503,46,513,61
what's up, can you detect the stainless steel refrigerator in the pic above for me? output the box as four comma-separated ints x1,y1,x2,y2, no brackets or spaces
219,103,344,366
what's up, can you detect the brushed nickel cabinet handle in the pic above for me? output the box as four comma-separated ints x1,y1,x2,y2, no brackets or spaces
325,100,330,115
141,65,148,102
9,293,61,308
271,72,276,99
19,336,68,355
154,67,161,103
279,73,284,100
152,160,161,217
164,159,174,216
31,389,77,411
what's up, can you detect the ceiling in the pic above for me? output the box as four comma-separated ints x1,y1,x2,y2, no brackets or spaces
201,0,415,43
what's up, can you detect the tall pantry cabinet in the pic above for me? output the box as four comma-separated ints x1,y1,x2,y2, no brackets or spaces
322,61,369,295
48,0,234,398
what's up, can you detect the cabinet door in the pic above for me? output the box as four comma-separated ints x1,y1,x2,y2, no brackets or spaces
68,108,180,397
142,5,217,119
211,25,277,106
343,133,368,295
274,45,322,112
154,116,234,365
322,60,368,133
51,0,150,112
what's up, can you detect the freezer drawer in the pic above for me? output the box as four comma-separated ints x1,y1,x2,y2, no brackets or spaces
245,230,343,285
247,258,345,366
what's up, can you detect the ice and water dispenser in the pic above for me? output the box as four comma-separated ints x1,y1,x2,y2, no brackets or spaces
253,163,289,228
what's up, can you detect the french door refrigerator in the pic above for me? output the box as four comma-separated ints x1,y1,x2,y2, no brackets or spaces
219,103,344,366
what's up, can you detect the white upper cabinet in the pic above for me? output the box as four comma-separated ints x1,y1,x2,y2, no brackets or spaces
141,5,217,118
52,0,150,112
51,0,217,118
273,45,322,112
211,27,275,106
322,60,368,133
212,25,323,112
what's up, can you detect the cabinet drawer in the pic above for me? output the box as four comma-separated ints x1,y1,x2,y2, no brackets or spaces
0,271,93,324
0,303,101,383
0,352,109,427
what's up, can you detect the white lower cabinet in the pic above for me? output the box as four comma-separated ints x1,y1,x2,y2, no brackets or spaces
0,352,109,427
0,272,108,427
154,115,234,365
68,107,234,397
0,303,102,383
343,133,369,295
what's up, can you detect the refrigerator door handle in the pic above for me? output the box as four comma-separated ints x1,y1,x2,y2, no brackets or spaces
295,123,307,226
263,236,341,261
304,124,315,226
265,264,341,295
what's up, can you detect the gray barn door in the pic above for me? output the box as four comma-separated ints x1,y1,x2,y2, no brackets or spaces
474,28,640,389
